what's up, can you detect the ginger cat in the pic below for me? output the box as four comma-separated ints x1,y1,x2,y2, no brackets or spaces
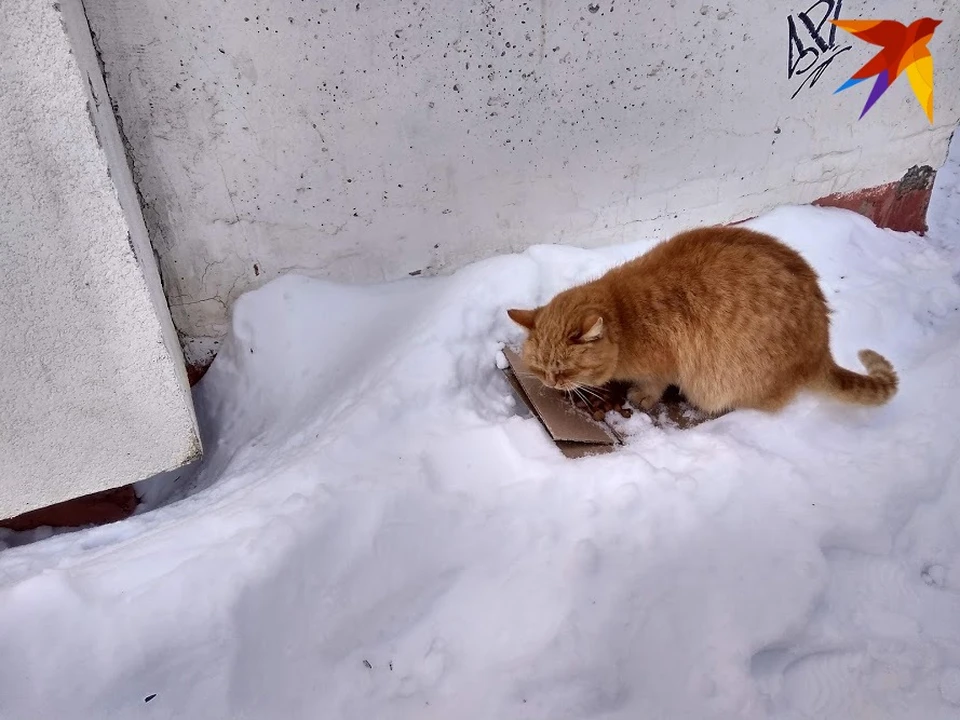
507,225,898,415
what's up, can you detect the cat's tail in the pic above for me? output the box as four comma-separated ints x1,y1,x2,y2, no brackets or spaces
812,350,898,406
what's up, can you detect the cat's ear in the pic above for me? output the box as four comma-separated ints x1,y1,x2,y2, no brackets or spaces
577,314,604,342
507,307,539,329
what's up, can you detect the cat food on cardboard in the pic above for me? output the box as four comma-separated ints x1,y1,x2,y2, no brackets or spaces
565,381,634,419
499,346,716,458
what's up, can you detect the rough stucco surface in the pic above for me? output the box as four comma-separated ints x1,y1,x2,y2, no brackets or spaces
0,0,200,518
82,0,960,366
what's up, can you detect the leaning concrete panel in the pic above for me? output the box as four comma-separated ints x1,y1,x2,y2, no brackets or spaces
0,0,200,518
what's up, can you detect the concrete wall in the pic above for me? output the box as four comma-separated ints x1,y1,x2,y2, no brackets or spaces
0,0,200,518
82,0,960,368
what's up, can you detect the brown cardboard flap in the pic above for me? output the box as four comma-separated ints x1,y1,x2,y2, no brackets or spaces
501,347,620,446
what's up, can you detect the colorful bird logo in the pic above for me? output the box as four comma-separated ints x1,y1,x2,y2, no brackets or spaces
831,17,941,123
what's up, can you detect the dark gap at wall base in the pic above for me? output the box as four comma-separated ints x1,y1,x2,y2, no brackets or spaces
0,486,138,532
186,363,210,386
0,166,937,533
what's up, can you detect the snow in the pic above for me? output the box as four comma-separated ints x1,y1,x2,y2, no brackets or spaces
2,137,960,719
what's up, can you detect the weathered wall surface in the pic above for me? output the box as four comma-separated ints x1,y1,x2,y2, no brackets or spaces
82,0,960,367
0,0,200,518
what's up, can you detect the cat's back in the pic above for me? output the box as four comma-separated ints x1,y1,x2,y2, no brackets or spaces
613,225,820,293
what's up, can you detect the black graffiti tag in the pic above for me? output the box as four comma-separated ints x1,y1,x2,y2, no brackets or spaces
787,0,852,99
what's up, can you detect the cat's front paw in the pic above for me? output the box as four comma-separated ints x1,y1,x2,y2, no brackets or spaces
627,387,662,411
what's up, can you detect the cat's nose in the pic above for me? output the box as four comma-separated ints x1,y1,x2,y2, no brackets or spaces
545,372,557,386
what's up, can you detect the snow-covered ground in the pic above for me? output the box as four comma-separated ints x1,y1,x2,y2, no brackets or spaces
3,137,960,719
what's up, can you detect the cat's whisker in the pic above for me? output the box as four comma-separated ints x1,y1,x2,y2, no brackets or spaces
572,388,590,406
575,385,606,401
574,389,600,411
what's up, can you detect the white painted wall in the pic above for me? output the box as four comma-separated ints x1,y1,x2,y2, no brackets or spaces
83,0,959,367
0,0,200,518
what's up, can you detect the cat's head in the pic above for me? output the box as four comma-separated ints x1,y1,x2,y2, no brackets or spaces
506,294,619,391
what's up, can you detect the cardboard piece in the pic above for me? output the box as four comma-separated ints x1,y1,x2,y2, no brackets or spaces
501,347,622,458
500,346,719,457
